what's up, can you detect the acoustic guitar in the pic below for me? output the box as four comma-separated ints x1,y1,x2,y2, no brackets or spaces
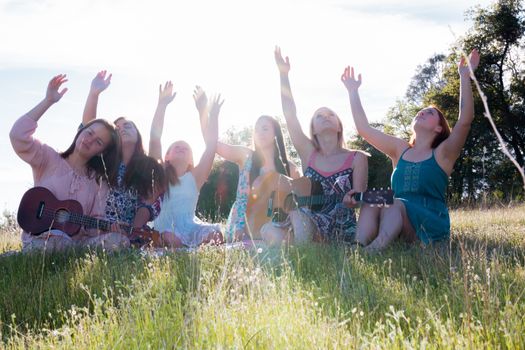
17,186,161,246
245,172,394,237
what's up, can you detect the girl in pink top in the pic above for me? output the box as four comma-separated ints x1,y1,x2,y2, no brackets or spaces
10,75,126,252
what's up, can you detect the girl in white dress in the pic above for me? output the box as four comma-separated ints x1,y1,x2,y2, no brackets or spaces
149,82,224,248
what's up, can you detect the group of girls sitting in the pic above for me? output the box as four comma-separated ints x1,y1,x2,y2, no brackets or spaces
9,47,479,252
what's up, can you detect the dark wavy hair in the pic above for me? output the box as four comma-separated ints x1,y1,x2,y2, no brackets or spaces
61,119,120,186
113,117,166,199
249,115,291,185
125,155,167,199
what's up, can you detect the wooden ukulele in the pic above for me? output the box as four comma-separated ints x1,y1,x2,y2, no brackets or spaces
17,187,161,246
245,172,394,237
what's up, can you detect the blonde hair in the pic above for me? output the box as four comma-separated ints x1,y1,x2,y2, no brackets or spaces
164,141,194,186
309,107,345,151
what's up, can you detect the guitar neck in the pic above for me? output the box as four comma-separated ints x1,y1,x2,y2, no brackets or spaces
65,212,125,233
296,193,358,207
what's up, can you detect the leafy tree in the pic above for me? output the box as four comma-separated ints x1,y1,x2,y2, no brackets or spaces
384,0,525,204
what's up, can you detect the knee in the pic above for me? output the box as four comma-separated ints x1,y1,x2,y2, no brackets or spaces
260,223,286,246
289,210,314,244
161,231,183,248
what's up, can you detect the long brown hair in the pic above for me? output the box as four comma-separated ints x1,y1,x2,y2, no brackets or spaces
114,117,163,198
409,105,451,148
309,107,345,151
61,119,120,186
126,155,167,199
250,115,291,185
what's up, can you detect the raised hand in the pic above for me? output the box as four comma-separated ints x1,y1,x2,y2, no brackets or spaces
158,81,176,106
274,46,291,74
458,48,480,78
90,70,112,95
45,74,68,104
209,94,224,120
341,66,362,92
193,85,208,113
193,93,223,190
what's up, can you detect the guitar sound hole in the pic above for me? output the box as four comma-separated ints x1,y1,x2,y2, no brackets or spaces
55,209,70,224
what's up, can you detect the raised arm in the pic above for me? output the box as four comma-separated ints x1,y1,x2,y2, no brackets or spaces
436,49,480,174
192,94,223,190
193,85,251,166
149,81,176,161
275,46,315,162
10,75,68,170
193,85,209,138
341,66,409,161
82,70,112,125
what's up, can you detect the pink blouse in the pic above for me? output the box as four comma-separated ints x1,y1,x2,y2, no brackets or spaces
10,115,109,242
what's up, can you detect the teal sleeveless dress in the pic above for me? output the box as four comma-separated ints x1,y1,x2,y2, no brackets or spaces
391,148,450,243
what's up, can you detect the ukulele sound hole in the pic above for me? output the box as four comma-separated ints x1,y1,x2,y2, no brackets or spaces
55,209,70,224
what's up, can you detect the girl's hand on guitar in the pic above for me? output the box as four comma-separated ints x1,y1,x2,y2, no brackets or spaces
343,189,359,208
109,221,130,236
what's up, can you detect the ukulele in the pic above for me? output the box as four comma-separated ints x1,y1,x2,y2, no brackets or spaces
17,187,161,246
245,172,394,237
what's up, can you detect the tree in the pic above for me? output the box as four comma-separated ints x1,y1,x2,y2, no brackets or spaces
384,0,525,204
348,124,392,190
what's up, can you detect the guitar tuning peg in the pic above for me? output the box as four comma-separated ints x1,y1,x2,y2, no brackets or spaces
380,187,383,191
373,187,376,191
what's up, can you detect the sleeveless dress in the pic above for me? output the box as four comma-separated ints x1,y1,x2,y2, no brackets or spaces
154,172,221,247
391,148,450,243
301,151,357,241
224,154,253,242
105,162,159,226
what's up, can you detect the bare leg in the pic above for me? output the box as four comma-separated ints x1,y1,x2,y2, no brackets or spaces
160,231,184,248
260,223,288,246
355,205,381,245
366,199,415,251
289,210,317,245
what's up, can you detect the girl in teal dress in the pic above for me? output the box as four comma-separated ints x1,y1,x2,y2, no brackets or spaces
341,49,480,250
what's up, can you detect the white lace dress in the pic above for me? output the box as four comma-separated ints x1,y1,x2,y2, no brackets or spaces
154,172,221,247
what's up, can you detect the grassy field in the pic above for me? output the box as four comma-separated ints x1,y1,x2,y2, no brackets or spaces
0,205,524,349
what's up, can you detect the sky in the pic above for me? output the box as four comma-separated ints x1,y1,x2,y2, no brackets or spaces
0,0,494,213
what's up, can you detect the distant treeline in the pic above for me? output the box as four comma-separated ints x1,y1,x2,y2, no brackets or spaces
197,0,525,220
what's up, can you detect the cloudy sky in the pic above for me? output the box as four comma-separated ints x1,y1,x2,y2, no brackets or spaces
0,0,493,212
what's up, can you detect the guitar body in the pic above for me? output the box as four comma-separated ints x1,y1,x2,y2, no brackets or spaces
17,187,162,246
17,186,83,236
246,173,313,238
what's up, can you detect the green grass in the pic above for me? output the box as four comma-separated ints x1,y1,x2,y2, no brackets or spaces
0,205,524,349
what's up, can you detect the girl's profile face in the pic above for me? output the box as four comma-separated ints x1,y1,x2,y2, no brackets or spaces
115,118,139,145
75,122,112,159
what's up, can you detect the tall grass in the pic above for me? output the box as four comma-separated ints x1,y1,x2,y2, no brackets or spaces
0,206,524,349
